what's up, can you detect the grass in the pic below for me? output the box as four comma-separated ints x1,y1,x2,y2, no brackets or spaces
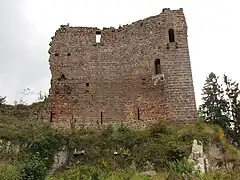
0,104,240,179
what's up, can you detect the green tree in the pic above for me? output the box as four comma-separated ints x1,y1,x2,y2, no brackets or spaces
201,73,240,147
201,73,231,134
223,75,240,146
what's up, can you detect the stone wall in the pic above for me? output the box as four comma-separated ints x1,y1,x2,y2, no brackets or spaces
48,8,197,129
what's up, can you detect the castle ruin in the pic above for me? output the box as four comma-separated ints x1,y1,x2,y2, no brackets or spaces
48,8,197,129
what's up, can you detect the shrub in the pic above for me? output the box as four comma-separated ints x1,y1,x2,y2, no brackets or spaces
20,152,48,180
167,157,199,178
47,165,108,180
3,119,240,179
0,163,22,180
28,130,66,168
201,169,240,180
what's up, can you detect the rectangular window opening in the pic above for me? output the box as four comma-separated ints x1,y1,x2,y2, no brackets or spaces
155,59,161,74
100,112,103,124
96,31,101,43
168,29,175,42
50,111,53,122
137,108,140,120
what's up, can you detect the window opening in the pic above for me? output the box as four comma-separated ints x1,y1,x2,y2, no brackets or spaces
137,108,140,120
168,29,175,42
67,53,71,56
96,31,101,43
50,111,53,122
100,112,103,124
86,83,89,87
155,59,161,74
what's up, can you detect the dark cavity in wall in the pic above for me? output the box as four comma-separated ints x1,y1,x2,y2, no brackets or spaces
168,29,175,42
50,111,53,122
58,74,66,81
101,112,103,124
137,108,140,120
155,59,161,74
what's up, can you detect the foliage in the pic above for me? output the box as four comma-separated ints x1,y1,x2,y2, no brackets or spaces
201,169,240,180
0,118,66,180
28,130,66,168
47,165,108,180
0,115,238,179
47,121,221,179
200,72,240,147
0,96,6,105
223,75,240,146
167,157,200,179
0,163,22,180
20,152,48,180
2,73,240,179
201,72,230,133
47,165,165,180
48,165,240,180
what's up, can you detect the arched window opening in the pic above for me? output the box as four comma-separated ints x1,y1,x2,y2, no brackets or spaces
155,59,161,74
168,29,175,42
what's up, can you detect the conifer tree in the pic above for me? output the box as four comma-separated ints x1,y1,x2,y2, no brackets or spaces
223,75,240,145
201,73,240,146
201,72,230,134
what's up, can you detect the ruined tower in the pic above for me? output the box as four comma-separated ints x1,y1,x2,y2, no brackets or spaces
48,8,197,129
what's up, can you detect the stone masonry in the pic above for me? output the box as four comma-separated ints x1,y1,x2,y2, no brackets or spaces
48,8,197,129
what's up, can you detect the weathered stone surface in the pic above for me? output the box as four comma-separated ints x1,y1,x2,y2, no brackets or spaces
48,8,197,129
207,144,222,171
49,147,68,175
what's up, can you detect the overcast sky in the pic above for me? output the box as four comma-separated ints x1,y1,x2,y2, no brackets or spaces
0,0,239,106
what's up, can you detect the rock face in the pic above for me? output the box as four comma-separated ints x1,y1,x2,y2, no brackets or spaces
48,8,197,129
207,144,222,171
49,147,68,175
0,139,69,175
188,139,240,173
